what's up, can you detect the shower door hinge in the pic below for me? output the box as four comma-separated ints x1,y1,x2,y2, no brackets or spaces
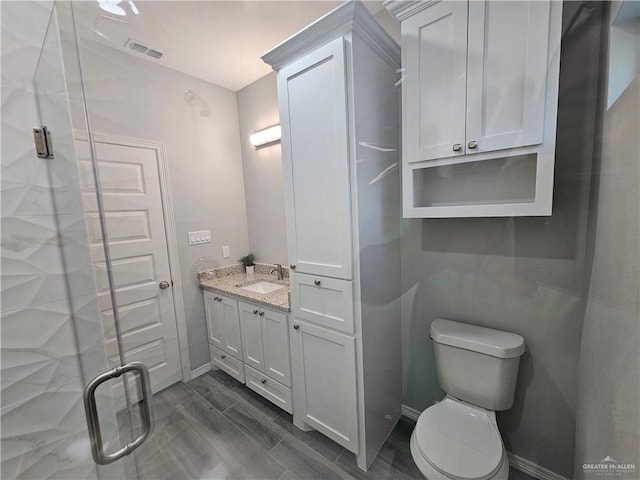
33,125,54,159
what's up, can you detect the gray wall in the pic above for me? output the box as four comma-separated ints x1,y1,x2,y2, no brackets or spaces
236,72,288,265
574,72,639,478
65,39,250,370
399,3,606,477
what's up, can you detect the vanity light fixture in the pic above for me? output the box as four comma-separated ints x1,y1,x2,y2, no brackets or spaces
250,125,281,148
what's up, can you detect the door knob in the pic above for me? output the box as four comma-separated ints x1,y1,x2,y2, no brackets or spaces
452,143,462,152
468,140,478,149
159,280,170,290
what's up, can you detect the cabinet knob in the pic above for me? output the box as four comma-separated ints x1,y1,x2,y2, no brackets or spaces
259,311,264,317
314,280,321,286
289,265,296,270
217,298,222,302
221,354,226,359
253,309,259,314
261,379,267,384
452,143,462,152
468,140,478,149
293,324,300,330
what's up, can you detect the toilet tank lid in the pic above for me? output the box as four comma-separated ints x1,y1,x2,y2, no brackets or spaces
430,319,525,358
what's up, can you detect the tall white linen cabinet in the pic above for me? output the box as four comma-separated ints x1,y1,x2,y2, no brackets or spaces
262,1,402,471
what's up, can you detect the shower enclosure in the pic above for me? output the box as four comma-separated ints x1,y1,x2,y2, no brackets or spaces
3,1,185,477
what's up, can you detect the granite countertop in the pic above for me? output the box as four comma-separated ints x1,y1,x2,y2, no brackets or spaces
199,263,290,312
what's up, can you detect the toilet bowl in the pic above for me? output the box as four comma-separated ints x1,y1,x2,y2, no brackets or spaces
410,397,509,480
410,319,525,480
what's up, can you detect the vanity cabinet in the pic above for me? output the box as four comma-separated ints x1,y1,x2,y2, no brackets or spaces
386,0,563,217
203,291,292,413
263,1,402,471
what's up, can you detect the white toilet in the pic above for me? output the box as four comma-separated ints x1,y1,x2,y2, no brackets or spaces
411,319,525,480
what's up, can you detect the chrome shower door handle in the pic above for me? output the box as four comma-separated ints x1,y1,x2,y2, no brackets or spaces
83,362,153,465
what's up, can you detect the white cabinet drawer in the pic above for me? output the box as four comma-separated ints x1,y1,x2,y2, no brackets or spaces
291,273,354,334
244,365,292,414
210,345,245,384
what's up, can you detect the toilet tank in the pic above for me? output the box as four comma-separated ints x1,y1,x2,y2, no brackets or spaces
430,319,525,411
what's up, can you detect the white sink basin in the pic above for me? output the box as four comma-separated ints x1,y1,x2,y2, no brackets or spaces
240,281,285,294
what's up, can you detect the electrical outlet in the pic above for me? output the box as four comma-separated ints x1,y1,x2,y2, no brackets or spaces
222,245,230,258
188,230,211,246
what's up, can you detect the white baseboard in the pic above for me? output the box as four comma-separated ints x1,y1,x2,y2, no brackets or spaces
507,453,569,480
400,404,568,480
190,362,212,380
401,404,421,421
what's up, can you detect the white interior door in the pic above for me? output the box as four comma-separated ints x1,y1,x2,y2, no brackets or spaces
76,139,182,405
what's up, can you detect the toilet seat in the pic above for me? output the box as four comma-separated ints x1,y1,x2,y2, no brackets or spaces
413,397,505,480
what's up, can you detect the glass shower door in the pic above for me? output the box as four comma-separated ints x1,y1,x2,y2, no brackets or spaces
32,3,152,478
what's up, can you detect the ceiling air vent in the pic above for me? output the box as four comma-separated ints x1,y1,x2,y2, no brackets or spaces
124,38,164,60
146,49,163,60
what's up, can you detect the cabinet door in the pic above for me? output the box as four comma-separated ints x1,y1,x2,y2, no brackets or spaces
239,301,265,372
204,291,224,351
290,320,358,453
278,37,353,280
466,0,550,153
403,1,468,162
261,308,291,387
221,296,243,360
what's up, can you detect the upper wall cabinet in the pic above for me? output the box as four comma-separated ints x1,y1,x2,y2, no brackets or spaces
386,0,563,217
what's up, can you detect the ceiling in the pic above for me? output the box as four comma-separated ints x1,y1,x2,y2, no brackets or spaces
72,1,387,92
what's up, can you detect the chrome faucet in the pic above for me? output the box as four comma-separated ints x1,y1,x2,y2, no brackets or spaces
270,263,284,280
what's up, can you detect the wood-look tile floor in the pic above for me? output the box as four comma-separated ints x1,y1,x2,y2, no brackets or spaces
118,370,413,479
122,370,532,480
